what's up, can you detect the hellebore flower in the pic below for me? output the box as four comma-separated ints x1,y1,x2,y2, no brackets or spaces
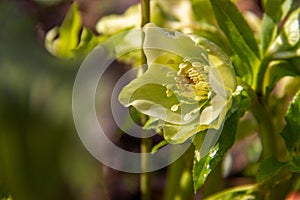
119,23,237,144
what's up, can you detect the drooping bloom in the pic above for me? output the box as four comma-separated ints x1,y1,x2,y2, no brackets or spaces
119,23,237,144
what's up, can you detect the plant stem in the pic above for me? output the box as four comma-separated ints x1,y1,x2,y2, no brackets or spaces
249,91,278,159
140,1,151,200
141,129,152,200
163,146,194,200
239,80,277,159
139,0,150,74
247,53,282,159
204,184,258,200
141,0,150,27
254,55,272,98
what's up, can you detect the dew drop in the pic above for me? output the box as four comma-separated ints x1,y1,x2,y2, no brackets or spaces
192,107,201,114
201,53,208,61
166,89,173,97
204,65,209,71
195,150,201,161
171,104,179,112
184,113,192,121
209,148,218,158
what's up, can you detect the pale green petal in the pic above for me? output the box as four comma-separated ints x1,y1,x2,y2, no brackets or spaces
210,63,237,94
96,4,140,35
190,35,237,93
96,2,165,35
199,95,226,125
163,119,206,143
143,23,208,66
119,64,198,124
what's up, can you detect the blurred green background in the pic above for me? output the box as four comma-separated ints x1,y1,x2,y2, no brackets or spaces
0,0,121,199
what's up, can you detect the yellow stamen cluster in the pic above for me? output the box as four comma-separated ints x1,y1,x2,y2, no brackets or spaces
165,58,212,116
177,61,210,101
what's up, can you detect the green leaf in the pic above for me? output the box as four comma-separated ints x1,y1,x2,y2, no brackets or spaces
45,2,81,58
193,111,238,192
210,0,260,75
261,15,278,54
193,143,218,193
204,184,258,200
280,90,300,172
290,156,300,172
231,85,252,120
281,90,300,152
256,157,287,183
288,57,300,75
268,7,300,55
265,61,298,96
261,0,293,53
73,28,106,57
191,0,215,23
192,24,233,58
214,111,239,155
57,2,81,57
231,55,253,84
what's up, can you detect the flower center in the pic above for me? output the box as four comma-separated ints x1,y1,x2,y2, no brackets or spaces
177,60,210,101
165,58,212,117
165,57,211,99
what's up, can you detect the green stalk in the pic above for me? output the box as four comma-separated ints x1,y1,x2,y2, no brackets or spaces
140,1,151,200
240,80,279,159
249,90,278,159
163,146,194,200
140,129,152,200
254,55,272,98
141,0,150,27
204,185,258,200
248,52,281,159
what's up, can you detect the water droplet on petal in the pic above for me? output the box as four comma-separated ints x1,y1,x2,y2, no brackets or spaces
192,107,201,114
201,53,208,60
171,104,179,112
184,113,191,121
166,89,173,97
204,65,209,71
